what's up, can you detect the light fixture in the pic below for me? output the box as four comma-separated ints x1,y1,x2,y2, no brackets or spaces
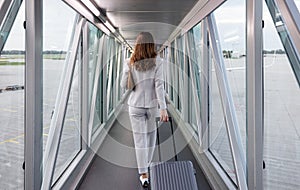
95,23,110,35
105,21,116,33
81,0,101,17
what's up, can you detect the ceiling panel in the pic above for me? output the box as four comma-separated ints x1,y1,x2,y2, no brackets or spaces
107,11,188,27
95,0,197,12
93,0,199,47
120,22,177,46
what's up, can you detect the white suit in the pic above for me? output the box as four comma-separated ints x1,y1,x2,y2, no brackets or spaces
120,57,167,174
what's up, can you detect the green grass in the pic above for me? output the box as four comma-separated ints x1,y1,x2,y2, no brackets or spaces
1,54,25,59
43,54,66,60
0,61,25,66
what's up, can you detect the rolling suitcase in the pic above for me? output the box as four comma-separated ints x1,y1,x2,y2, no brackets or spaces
149,161,198,190
151,117,198,190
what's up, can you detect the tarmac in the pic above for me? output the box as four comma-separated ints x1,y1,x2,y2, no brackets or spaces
0,55,299,189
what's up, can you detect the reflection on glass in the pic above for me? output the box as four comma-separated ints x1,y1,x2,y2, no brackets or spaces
88,23,103,119
186,49,197,132
176,37,183,111
263,1,300,189
90,34,122,135
0,3,25,189
105,38,111,114
112,43,121,106
108,38,116,114
106,38,121,115
117,45,122,102
188,71,198,133
92,60,104,134
189,23,202,132
88,23,104,134
169,42,175,102
209,59,236,184
93,68,104,133
192,22,202,103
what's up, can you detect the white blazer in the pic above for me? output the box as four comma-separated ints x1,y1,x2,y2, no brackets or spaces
120,57,167,110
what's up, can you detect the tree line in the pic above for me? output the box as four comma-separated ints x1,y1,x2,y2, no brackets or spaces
223,49,285,58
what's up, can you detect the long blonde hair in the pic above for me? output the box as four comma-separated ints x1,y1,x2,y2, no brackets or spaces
130,32,157,71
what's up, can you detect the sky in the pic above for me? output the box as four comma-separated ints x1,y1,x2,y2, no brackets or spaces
2,0,300,51
3,0,76,51
215,0,300,52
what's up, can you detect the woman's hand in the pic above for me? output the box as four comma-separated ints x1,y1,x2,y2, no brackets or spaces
160,109,169,122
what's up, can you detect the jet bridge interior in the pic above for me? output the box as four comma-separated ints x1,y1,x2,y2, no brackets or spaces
0,0,299,189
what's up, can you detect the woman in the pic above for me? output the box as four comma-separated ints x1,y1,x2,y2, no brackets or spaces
120,32,168,187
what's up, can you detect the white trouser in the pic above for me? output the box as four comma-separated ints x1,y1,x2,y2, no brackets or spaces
128,106,157,174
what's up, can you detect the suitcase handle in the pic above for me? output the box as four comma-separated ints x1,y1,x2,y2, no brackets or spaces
155,116,172,122
155,117,178,161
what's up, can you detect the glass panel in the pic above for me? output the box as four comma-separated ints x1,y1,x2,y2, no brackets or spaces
169,42,175,102
118,45,122,101
113,42,120,105
187,56,198,132
209,58,236,184
186,43,194,124
192,22,202,104
108,39,116,114
164,48,169,95
106,38,113,114
92,35,107,134
0,2,24,189
213,0,246,160
117,45,122,102
88,23,104,134
53,56,81,181
43,0,78,183
177,36,184,79
263,1,300,189
175,37,182,111
107,38,120,115
265,0,300,86
88,23,103,120
188,23,202,132
92,77,103,132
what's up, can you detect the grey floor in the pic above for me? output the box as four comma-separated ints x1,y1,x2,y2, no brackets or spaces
78,106,211,190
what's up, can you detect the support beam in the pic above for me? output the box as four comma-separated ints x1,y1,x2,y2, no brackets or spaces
200,19,209,151
25,0,43,189
246,0,264,189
